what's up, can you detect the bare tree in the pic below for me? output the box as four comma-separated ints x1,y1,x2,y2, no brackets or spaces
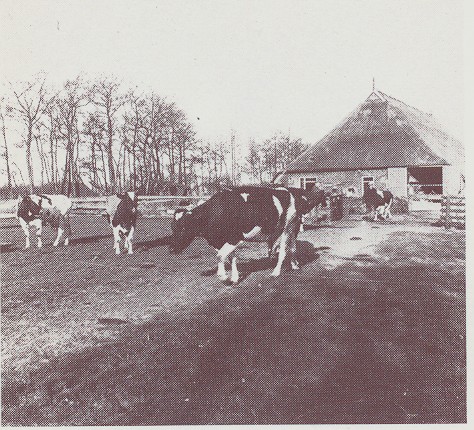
10,75,55,193
91,77,126,193
0,98,13,197
245,131,308,184
56,76,89,196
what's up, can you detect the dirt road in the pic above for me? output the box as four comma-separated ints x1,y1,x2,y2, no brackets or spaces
1,215,466,424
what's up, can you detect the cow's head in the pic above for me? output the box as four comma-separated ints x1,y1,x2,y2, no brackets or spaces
303,186,329,213
17,195,41,222
169,208,198,254
117,191,139,210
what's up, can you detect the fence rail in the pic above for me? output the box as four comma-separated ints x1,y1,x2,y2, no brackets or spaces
440,195,465,228
0,195,210,220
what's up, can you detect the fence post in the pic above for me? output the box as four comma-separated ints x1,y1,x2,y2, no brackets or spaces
445,195,451,229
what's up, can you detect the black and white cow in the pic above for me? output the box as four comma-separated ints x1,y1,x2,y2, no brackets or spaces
169,185,326,283
16,194,72,248
105,191,139,254
363,183,393,221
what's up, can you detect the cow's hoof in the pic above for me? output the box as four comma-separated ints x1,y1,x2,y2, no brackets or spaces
222,279,234,286
53,243,59,247
270,270,281,277
291,262,300,270
64,239,69,246
128,250,133,255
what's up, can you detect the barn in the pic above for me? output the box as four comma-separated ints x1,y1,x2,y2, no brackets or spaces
282,90,464,210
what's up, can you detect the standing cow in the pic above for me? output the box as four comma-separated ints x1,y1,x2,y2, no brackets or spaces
16,194,72,248
169,185,326,283
105,191,138,254
363,183,393,221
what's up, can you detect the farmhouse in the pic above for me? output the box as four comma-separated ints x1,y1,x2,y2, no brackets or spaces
282,90,464,204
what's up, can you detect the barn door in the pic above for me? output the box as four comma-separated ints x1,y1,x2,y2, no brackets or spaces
362,176,374,194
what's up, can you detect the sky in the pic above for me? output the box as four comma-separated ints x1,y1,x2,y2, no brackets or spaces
0,0,466,153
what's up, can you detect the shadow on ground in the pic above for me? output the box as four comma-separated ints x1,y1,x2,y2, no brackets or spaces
2,255,465,426
69,234,113,245
200,240,321,282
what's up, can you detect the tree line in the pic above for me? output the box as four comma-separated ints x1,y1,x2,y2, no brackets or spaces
0,74,309,198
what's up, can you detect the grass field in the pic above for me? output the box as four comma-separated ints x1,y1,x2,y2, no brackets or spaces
0,214,466,425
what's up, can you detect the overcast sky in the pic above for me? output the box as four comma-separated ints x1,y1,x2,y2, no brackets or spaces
0,0,465,146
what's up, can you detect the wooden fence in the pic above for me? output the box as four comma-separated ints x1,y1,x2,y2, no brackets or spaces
440,195,465,228
0,195,210,220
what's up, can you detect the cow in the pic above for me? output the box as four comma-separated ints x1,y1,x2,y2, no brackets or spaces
169,185,326,283
363,183,393,221
16,194,72,249
105,191,139,254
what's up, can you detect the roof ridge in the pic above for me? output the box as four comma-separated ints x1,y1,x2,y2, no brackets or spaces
377,91,433,118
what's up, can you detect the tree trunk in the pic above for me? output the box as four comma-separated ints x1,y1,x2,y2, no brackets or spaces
0,110,12,197
106,106,116,193
25,124,34,194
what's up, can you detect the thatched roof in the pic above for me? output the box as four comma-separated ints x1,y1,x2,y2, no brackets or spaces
285,91,464,173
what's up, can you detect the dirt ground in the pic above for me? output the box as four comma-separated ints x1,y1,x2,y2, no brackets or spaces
0,214,466,425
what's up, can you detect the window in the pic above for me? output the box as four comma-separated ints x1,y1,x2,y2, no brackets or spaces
362,176,374,194
301,177,318,190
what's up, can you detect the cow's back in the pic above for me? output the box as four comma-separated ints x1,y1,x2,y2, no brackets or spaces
223,187,289,230
41,194,73,215
104,195,121,224
197,188,287,247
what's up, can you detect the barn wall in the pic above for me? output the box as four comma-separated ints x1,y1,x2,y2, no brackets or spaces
387,167,408,197
442,165,464,195
287,169,388,195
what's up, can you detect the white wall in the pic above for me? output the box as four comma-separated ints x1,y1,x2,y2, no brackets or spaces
387,167,408,197
442,165,464,195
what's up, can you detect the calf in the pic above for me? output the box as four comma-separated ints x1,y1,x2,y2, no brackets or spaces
105,191,138,254
169,185,326,283
16,194,72,248
364,184,393,221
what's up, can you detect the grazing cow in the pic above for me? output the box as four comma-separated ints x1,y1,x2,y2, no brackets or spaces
105,191,138,254
364,183,393,220
169,185,326,283
16,194,72,248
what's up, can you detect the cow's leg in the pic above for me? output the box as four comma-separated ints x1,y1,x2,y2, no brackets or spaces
18,218,30,248
289,223,300,270
230,256,239,283
63,214,71,245
53,227,64,246
378,206,385,220
271,230,289,277
31,218,43,248
385,200,393,219
126,226,134,254
267,232,279,258
272,195,297,277
112,226,121,254
217,243,238,282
